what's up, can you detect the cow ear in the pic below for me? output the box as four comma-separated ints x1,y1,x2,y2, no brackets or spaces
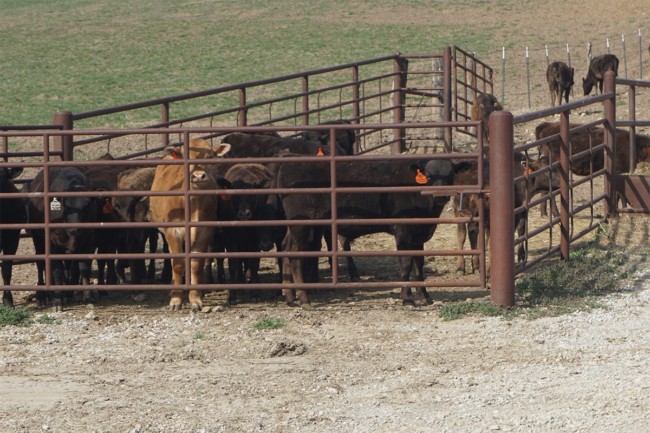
408,161,427,174
213,143,231,157
453,161,473,173
8,167,23,179
214,176,232,190
259,177,272,189
163,146,181,159
570,68,574,76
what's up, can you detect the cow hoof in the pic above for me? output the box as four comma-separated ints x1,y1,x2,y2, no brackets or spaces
36,300,45,308
86,303,95,311
286,300,300,308
191,304,201,313
456,269,465,276
53,305,63,313
169,303,182,312
300,303,314,310
402,299,416,307
424,297,433,305
351,277,361,283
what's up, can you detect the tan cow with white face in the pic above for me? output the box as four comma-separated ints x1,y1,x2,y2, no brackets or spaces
150,139,231,311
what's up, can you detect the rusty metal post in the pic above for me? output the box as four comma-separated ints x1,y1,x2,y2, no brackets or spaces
330,127,339,285
603,71,617,218
352,66,360,154
489,110,515,308
2,136,7,162
629,85,636,172
52,111,73,161
392,55,406,154
239,88,247,127
560,110,571,261
161,102,169,148
443,46,453,152
302,76,309,126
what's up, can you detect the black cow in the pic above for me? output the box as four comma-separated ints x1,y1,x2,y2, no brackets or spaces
546,62,575,106
0,167,26,308
274,158,471,308
28,168,99,310
582,54,619,96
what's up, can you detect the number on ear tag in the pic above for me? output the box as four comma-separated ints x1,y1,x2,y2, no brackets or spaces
50,198,61,211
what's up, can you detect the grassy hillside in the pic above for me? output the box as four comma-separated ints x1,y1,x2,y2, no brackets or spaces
1,0,647,126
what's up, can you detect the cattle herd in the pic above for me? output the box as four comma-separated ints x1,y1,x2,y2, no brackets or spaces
0,51,647,313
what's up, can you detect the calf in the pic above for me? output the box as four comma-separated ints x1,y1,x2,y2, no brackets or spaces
299,119,357,155
149,139,231,311
113,167,172,284
536,121,650,216
471,93,503,143
28,168,99,311
582,54,619,96
0,167,26,308
275,158,471,308
453,154,557,275
546,62,575,106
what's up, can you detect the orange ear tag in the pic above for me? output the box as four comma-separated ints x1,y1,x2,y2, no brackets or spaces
220,185,231,201
525,167,533,175
172,151,181,160
103,199,114,214
415,169,428,184
317,148,325,156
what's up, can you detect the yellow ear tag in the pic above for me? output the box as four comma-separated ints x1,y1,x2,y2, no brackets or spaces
317,148,325,156
415,169,427,184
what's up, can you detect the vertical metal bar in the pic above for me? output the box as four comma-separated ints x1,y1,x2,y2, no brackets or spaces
546,45,549,68
629,85,636,172
443,46,452,153
477,123,486,289
607,38,610,54
161,102,169,148
640,29,643,80
560,110,571,261
329,127,338,286
526,47,531,109
603,71,617,218
2,136,7,162
239,88,247,127
183,131,191,291
352,66,360,153
501,48,506,107
489,110,515,308
302,76,309,126
622,34,628,79
392,55,404,154
52,111,73,162
43,135,51,290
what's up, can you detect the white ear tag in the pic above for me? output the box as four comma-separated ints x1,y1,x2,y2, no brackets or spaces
50,198,61,211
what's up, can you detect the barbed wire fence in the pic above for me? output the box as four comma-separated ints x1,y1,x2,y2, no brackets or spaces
472,28,648,112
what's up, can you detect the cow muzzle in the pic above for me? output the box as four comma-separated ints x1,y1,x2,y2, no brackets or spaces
191,171,208,184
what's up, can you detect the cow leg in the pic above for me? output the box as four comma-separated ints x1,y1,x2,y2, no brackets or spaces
161,236,172,283
2,260,14,308
456,222,468,275
549,89,556,107
395,234,416,306
79,259,94,306
411,242,432,304
32,232,47,306
284,228,312,309
550,195,560,217
51,259,66,312
146,230,157,281
246,258,262,302
468,225,480,274
515,213,527,265
166,228,185,311
340,236,360,282
188,258,205,312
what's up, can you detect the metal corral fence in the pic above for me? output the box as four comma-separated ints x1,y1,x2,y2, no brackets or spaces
488,71,650,307
0,122,489,302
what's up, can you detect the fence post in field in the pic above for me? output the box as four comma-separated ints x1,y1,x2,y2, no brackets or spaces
546,45,549,68
639,29,643,79
352,65,360,154
302,76,309,126
52,110,73,162
501,47,505,107
391,54,408,153
629,84,636,173
161,102,169,148
526,47,531,109
489,110,515,308
432,57,445,146
607,38,610,54
603,71,617,219
622,35,628,79
443,46,453,152
560,110,571,261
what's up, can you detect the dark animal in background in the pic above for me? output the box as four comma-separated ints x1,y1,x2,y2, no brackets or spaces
274,158,471,308
27,168,99,311
471,93,503,142
0,167,26,308
299,119,357,155
535,121,650,217
546,62,575,106
582,54,619,96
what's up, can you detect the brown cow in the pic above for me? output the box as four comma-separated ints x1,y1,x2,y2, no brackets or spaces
582,54,619,96
453,154,557,275
546,62,575,107
149,139,231,311
536,122,650,216
471,93,503,143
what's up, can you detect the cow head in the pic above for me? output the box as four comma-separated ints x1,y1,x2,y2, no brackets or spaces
163,139,231,189
0,167,23,191
409,159,473,206
582,76,594,96
56,184,97,235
